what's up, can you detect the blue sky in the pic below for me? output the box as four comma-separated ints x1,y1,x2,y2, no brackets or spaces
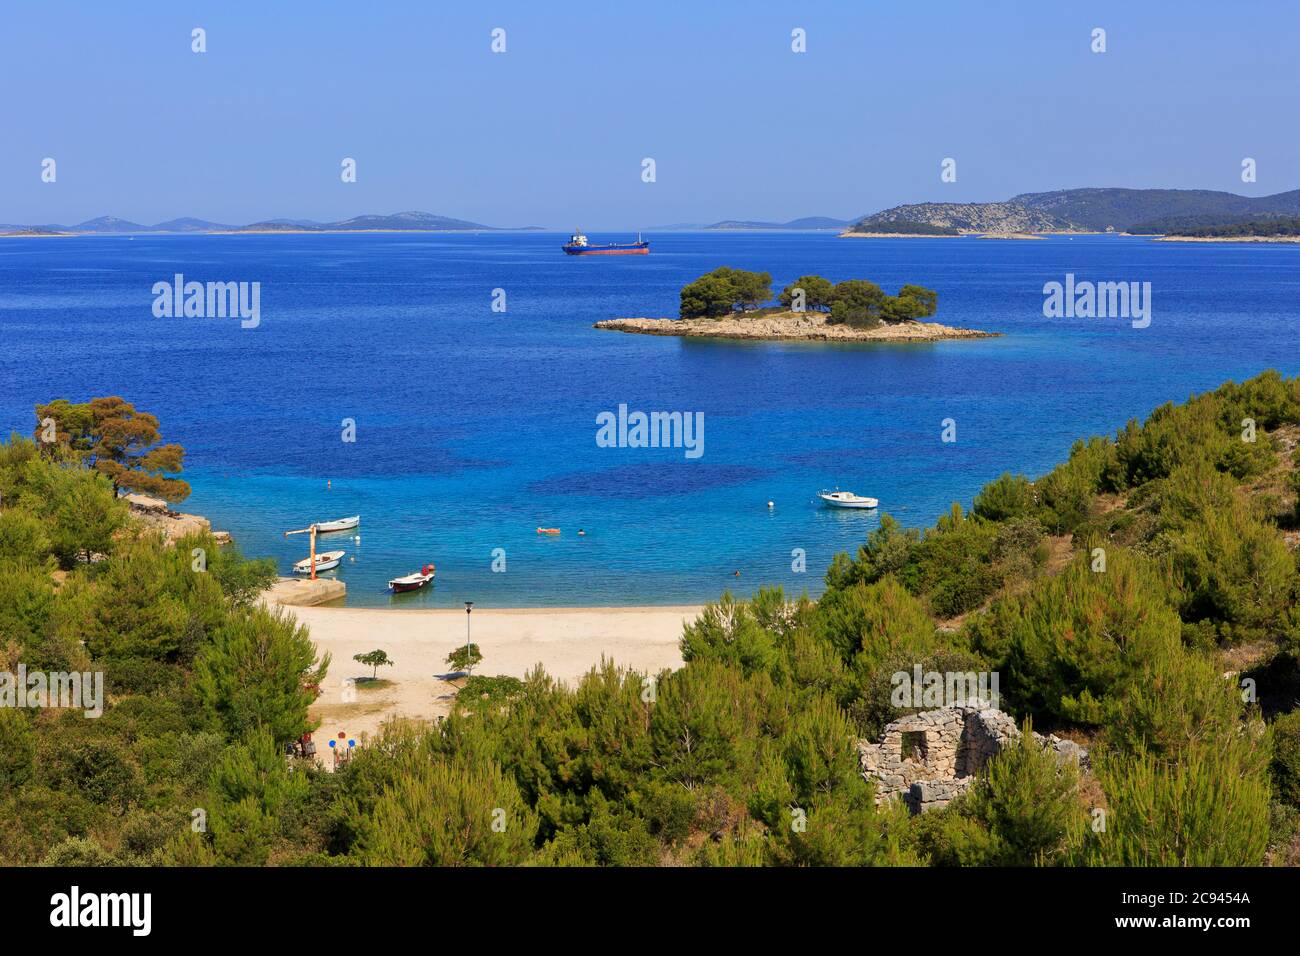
2,0,1298,229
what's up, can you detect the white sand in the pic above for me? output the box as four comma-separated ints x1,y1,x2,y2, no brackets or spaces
287,605,701,758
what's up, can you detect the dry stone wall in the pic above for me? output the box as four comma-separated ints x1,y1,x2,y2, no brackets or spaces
857,698,1088,814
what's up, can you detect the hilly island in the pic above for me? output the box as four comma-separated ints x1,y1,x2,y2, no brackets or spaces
10,187,1300,239
844,186,1300,237
0,211,543,235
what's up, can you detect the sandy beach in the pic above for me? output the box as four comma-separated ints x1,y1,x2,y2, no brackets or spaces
288,604,701,756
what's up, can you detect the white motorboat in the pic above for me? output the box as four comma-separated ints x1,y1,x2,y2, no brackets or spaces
818,490,879,509
315,515,360,533
293,550,346,574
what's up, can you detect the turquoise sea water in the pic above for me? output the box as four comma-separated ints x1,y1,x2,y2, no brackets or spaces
2,232,1297,606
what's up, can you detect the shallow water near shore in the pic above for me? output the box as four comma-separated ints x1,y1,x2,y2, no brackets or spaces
3,231,1298,606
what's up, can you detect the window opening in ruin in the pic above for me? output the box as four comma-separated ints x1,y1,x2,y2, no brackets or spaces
901,731,927,762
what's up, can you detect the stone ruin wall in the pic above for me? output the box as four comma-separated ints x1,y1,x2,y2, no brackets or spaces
857,699,1089,814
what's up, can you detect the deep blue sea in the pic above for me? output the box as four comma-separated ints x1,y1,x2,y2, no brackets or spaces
2,232,1297,606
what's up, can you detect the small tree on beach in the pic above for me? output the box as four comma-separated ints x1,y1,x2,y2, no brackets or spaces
354,649,394,680
445,643,483,677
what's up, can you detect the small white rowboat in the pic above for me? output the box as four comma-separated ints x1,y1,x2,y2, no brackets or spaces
818,490,879,509
293,550,346,573
315,515,360,533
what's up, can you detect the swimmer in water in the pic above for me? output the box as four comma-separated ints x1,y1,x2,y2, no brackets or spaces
578,528,586,536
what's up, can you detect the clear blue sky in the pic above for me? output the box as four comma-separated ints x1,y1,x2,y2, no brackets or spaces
2,0,1298,229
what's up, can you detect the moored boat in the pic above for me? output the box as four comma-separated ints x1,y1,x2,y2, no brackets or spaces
315,515,360,533
818,490,879,509
562,229,649,255
293,549,346,573
389,564,435,593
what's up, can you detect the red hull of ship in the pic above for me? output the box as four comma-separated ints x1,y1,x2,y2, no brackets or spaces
391,579,430,593
565,246,649,255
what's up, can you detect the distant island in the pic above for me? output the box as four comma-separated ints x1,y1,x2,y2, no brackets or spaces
596,267,996,342
844,187,1300,237
1154,215,1300,242
641,216,854,231
0,211,545,236
701,216,852,231
843,221,962,238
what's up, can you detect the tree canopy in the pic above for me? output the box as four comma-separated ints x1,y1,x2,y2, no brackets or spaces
35,396,190,502
679,267,773,317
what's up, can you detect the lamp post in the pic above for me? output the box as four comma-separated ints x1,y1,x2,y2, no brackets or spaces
464,601,474,674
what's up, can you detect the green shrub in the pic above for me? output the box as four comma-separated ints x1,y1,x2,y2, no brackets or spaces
0,709,36,789
194,605,328,743
979,549,1183,727
973,473,1036,522
1272,710,1300,809
1143,462,1295,644
824,514,918,592
814,576,937,671
1105,640,1246,761
41,837,118,867
1083,738,1270,866
681,589,787,676
360,753,539,866
1035,437,1115,533
960,724,1086,865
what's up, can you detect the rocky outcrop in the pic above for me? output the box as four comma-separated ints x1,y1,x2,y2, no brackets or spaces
124,493,231,546
595,312,997,342
858,699,1088,814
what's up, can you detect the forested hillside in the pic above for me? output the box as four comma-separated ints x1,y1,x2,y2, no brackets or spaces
849,187,1300,235
3,372,1299,866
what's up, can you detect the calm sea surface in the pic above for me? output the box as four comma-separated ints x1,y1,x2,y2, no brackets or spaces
2,232,1297,606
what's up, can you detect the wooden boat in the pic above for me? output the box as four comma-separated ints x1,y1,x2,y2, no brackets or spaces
536,527,561,535
389,564,435,593
315,515,360,533
818,490,879,509
293,550,345,573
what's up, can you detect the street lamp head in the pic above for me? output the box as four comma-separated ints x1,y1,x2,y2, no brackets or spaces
465,601,474,613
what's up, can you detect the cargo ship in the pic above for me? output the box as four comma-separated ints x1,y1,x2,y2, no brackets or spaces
562,229,649,255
